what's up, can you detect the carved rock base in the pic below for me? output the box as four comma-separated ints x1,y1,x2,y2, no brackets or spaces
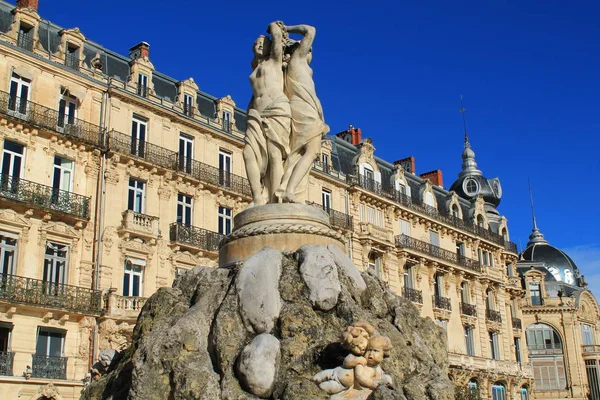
219,203,345,266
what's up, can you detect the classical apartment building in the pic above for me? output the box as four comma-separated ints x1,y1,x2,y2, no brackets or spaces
0,1,595,400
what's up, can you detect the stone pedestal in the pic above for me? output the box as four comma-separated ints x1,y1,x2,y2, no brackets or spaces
219,203,345,266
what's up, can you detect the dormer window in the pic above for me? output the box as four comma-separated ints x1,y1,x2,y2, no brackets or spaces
137,73,149,97
530,282,542,305
17,23,33,51
322,153,330,173
222,111,232,133
424,192,435,207
183,93,194,117
477,214,486,228
451,204,460,218
65,43,79,70
364,165,374,181
464,178,479,196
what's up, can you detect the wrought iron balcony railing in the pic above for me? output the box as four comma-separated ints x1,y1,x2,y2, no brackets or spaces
183,103,194,117
137,84,148,98
0,351,14,376
402,287,423,304
0,274,102,314
395,234,482,273
0,174,90,219
109,130,176,170
223,120,233,133
460,302,477,317
0,92,106,148
173,155,251,197
433,295,451,311
486,308,502,323
169,223,223,252
17,32,34,52
65,53,79,70
306,202,353,231
346,174,512,247
32,355,67,379
512,318,522,330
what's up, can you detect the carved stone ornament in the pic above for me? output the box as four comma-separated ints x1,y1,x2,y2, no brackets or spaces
28,383,63,400
312,321,393,399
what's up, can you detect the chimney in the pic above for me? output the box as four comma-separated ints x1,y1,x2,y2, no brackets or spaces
420,169,444,188
393,156,416,174
17,0,38,10
335,124,362,145
129,42,150,60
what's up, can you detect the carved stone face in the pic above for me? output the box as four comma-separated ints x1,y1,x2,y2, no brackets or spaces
365,343,384,366
253,36,271,59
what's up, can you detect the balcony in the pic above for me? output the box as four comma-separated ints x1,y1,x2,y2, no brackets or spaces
528,343,563,356
486,309,502,323
223,120,233,133
0,92,106,148
17,32,34,52
183,103,194,117
402,287,423,304
0,351,14,376
433,295,451,311
169,223,223,252
347,174,511,247
121,210,160,238
104,292,148,319
395,234,482,273
31,355,67,380
137,84,148,98
65,53,79,70
512,318,522,330
109,130,177,170
312,159,345,179
306,202,353,231
0,175,90,220
0,274,103,314
460,302,477,317
582,345,600,356
173,155,251,197
359,222,393,244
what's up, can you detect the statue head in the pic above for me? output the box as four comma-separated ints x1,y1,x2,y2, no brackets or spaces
253,35,272,61
341,321,376,355
365,335,392,367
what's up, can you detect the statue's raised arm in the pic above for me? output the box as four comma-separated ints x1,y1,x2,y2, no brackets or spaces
284,24,316,59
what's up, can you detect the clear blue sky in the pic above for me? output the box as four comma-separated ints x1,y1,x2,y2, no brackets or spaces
33,1,600,286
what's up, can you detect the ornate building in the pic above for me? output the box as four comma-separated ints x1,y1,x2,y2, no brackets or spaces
518,220,600,400
0,0,593,399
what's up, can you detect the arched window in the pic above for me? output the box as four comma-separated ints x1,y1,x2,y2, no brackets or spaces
424,191,435,207
477,214,486,228
491,382,506,400
502,228,508,242
526,323,567,390
520,385,529,400
368,251,382,278
452,204,460,218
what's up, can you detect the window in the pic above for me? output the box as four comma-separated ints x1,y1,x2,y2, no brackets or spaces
424,192,435,207
57,94,77,129
219,149,232,187
17,23,33,51
128,179,146,213
359,204,365,222
451,204,460,218
52,156,74,194
8,73,30,116
36,328,65,358
465,326,475,356
491,383,506,400
43,242,68,286
222,111,232,132
456,241,465,257
0,233,17,275
434,273,443,297
520,387,529,400
177,194,193,226
0,322,11,353
464,178,478,196
429,230,440,247
1,140,24,180
375,209,383,227
218,206,232,235
530,282,542,305
178,133,193,173
368,252,382,278
526,323,568,390
183,93,194,116
399,219,411,237
403,264,413,289
364,166,374,181
137,73,149,97
582,324,595,345
322,153,330,173
490,332,500,360
322,189,331,211
131,117,147,157
506,263,514,277
502,228,508,242
65,43,79,70
461,282,470,303
366,206,375,224
476,214,486,228
123,259,144,297
515,337,522,363
486,289,496,310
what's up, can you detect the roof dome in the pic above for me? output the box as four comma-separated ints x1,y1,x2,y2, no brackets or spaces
520,227,581,286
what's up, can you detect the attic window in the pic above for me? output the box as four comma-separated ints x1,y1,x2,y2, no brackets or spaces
464,178,478,195
183,94,194,117
222,111,232,133
17,23,33,51
65,43,79,70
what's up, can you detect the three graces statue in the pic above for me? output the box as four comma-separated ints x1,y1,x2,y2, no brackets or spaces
243,21,329,206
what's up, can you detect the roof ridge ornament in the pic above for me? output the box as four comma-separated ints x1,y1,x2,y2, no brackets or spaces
457,96,481,178
527,179,549,246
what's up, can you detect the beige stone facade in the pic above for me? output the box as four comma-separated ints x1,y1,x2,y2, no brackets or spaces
0,1,595,400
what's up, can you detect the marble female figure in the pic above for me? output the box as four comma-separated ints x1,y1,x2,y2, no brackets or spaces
243,22,292,205
277,24,329,203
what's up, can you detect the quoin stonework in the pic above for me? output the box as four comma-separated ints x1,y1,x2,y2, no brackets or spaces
0,1,597,399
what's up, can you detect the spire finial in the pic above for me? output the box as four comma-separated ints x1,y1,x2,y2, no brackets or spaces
460,95,469,147
526,179,548,246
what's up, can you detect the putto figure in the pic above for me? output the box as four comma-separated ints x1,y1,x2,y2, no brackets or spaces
243,21,328,206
